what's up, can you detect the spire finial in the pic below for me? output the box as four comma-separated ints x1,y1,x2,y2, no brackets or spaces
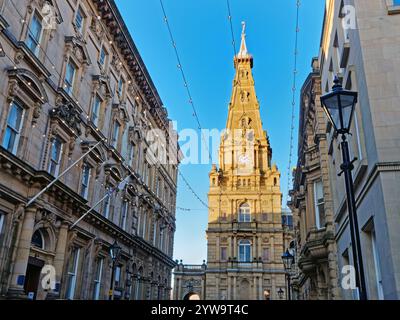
238,21,248,58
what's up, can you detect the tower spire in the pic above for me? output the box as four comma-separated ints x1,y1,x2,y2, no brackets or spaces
238,21,248,58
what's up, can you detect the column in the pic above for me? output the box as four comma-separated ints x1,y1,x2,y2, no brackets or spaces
271,277,276,300
8,206,37,298
270,236,275,264
252,235,256,260
258,277,263,300
227,276,231,299
253,277,257,300
233,236,237,259
228,237,232,259
233,276,237,300
257,236,262,261
51,221,69,298
177,278,182,300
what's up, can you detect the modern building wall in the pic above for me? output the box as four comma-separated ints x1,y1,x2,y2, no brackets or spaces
0,0,181,300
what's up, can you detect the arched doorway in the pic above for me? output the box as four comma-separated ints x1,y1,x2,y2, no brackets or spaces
183,292,201,300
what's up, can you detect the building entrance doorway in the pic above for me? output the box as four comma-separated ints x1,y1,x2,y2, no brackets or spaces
24,257,44,300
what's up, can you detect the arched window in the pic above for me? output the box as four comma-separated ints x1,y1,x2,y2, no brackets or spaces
31,230,44,249
238,240,251,262
239,203,251,222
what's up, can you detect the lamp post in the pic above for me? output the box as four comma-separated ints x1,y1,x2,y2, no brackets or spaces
109,240,122,301
320,77,367,300
277,288,284,300
282,249,294,300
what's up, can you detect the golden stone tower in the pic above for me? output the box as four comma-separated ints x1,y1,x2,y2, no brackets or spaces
205,23,286,300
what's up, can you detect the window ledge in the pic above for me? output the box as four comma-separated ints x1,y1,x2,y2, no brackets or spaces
388,5,400,14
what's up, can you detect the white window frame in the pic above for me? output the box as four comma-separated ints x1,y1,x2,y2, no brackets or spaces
91,95,101,126
48,137,63,177
120,201,128,231
26,13,43,56
99,46,107,67
66,248,80,300
75,7,85,34
239,203,251,223
372,230,384,300
238,240,251,263
103,195,111,219
313,180,325,229
64,60,77,95
93,258,103,300
80,164,91,199
2,101,24,155
111,121,120,149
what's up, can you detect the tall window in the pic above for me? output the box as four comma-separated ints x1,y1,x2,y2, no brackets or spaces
66,248,80,300
239,203,251,223
0,212,4,236
93,258,103,300
120,201,128,231
75,7,85,33
91,95,101,126
111,121,120,148
80,164,91,199
118,78,124,98
64,60,76,95
220,247,227,261
99,46,107,67
114,266,122,288
103,195,111,219
238,240,251,263
2,102,23,155
48,137,63,177
26,14,43,55
129,143,135,167
370,228,384,299
313,180,325,229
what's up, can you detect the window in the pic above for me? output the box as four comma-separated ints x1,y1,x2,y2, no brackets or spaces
118,78,124,98
31,230,44,249
2,102,23,155
99,46,107,67
66,248,80,300
142,212,147,239
0,212,4,236
103,195,111,219
238,240,251,263
313,180,325,229
91,95,101,126
263,248,270,262
93,258,103,300
159,227,164,250
80,164,91,199
129,143,135,167
64,60,76,95
239,203,251,223
120,201,128,230
48,137,63,177
26,14,43,55
114,266,122,288
111,121,120,148
220,247,227,261
371,230,384,299
75,7,85,33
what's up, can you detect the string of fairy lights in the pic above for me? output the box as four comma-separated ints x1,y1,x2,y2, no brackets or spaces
2,0,208,214
287,0,301,202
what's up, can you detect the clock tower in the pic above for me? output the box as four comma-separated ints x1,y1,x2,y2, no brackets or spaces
205,23,287,300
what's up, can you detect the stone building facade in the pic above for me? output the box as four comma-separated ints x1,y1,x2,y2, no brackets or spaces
291,0,400,300
289,58,340,300
0,0,181,300
174,25,287,301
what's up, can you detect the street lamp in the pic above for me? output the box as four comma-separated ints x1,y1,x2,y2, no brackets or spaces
320,76,367,300
281,249,294,300
109,240,122,301
277,288,284,300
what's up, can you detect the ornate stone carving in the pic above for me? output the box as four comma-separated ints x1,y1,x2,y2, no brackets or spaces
90,15,105,41
50,103,82,136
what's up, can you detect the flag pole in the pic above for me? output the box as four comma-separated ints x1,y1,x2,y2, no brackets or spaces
69,175,131,230
27,140,103,207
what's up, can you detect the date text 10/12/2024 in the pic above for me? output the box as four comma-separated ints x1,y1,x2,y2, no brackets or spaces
151,304,250,318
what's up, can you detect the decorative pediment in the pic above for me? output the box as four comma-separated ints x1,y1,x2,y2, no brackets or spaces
112,103,129,123
65,36,91,66
8,68,48,103
50,102,82,136
92,75,112,100
28,0,63,24
90,14,106,41
80,141,107,164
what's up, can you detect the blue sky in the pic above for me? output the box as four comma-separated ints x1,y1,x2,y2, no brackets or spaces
115,0,326,264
